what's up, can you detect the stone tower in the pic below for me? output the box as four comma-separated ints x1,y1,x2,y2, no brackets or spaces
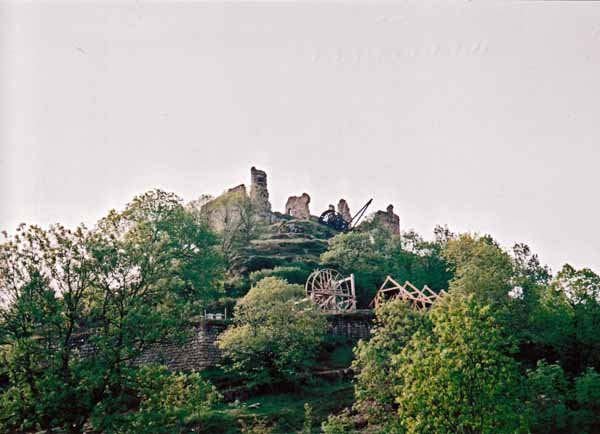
250,166,272,217
337,199,352,223
373,204,400,235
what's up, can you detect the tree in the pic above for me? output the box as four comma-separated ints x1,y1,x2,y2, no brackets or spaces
400,229,454,293
217,277,327,387
0,189,225,433
352,299,429,426
0,223,95,431
526,360,569,433
555,264,600,372
443,234,513,307
508,243,552,348
394,294,529,434
529,265,600,375
573,368,600,433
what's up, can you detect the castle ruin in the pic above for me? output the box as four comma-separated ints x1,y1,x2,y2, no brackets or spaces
337,199,352,223
285,193,311,219
200,166,400,235
373,204,400,235
250,166,271,218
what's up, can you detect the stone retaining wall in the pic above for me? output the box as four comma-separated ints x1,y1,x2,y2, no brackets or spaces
136,320,228,371
326,310,374,341
134,311,374,371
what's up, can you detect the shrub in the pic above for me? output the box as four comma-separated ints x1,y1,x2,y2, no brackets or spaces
90,365,222,434
321,409,355,434
249,265,312,286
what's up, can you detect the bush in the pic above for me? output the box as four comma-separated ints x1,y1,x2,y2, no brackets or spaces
249,265,312,286
321,409,355,434
90,365,222,434
217,277,327,387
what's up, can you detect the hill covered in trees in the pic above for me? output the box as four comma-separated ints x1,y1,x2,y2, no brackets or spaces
2,171,600,433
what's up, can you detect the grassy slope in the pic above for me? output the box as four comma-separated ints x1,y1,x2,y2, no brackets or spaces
230,379,354,433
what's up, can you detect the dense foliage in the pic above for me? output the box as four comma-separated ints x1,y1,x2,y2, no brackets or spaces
217,277,327,388
0,190,225,433
343,233,600,434
320,227,452,307
395,295,528,434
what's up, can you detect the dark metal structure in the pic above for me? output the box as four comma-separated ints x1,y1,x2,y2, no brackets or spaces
318,198,373,232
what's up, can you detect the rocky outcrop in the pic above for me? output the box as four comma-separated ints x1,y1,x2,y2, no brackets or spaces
250,167,271,218
373,204,400,235
337,199,352,223
285,193,311,219
200,185,247,232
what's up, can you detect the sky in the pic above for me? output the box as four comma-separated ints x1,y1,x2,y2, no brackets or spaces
1,1,600,273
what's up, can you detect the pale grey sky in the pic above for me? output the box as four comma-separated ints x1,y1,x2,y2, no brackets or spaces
2,1,600,272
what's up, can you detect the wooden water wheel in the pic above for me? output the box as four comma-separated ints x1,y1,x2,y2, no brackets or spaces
305,268,356,313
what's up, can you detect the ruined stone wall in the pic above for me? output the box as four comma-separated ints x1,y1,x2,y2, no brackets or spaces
200,185,247,232
250,166,271,218
285,193,311,219
136,320,228,371
337,199,352,223
373,204,400,235
200,167,273,231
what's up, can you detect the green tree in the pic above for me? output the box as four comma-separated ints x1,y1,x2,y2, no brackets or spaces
526,360,569,433
529,265,600,375
395,294,529,434
573,368,600,433
0,223,95,431
556,265,600,372
217,277,327,387
443,234,513,307
352,299,429,425
0,190,224,433
507,243,552,347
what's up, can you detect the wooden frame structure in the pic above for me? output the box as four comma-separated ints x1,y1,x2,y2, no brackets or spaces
305,269,357,313
370,276,447,310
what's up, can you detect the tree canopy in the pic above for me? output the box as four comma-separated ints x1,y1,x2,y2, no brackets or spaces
0,190,225,433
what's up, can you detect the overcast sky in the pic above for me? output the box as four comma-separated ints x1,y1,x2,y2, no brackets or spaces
1,1,600,272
